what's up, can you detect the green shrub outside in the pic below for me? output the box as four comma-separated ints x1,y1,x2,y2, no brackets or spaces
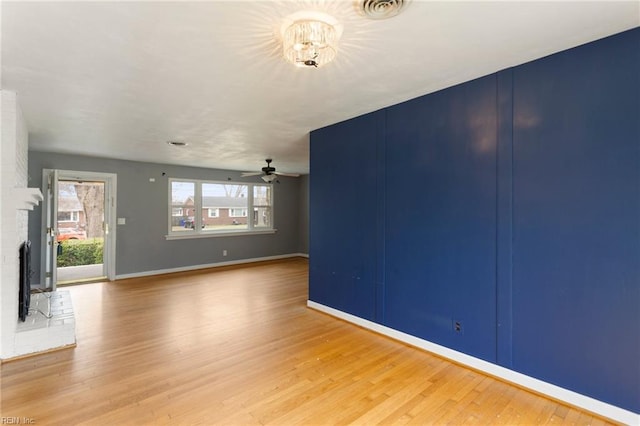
58,238,104,267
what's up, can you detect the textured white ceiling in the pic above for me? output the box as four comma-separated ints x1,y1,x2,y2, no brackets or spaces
2,1,638,174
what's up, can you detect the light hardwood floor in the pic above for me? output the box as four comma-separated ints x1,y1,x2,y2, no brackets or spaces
1,258,615,425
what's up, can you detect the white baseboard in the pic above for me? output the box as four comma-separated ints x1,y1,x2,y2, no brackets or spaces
115,253,307,280
307,300,639,426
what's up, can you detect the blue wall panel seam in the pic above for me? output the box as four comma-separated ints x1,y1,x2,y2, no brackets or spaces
495,74,500,363
508,70,514,367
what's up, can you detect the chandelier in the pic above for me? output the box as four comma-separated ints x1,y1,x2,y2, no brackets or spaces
281,12,341,68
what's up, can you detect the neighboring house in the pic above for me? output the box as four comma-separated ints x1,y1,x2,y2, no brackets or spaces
172,196,255,228
57,184,86,231
202,196,250,226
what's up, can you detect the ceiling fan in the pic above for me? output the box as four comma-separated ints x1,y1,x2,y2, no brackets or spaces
241,159,300,183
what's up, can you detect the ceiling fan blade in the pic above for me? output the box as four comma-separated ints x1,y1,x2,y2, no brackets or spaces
241,172,263,177
273,172,300,177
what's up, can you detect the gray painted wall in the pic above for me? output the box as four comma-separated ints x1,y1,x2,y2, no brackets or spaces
28,151,306,282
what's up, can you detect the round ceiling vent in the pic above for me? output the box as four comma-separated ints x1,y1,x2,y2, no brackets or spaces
358,0,410,19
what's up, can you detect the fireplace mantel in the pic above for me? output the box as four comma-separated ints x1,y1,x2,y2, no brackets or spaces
15,188,43,210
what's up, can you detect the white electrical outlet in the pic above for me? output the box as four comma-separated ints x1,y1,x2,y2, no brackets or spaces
223,250,227,256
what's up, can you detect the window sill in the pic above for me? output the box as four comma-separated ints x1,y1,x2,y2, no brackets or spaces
165,229,277,240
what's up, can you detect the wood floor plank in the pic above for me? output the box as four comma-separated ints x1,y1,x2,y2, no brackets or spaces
0,259,618,425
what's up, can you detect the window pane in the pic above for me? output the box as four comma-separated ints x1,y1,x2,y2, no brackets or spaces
253,207,271,228
254,185,271,228
254,185,271,206
202,183,248,231
171,181,195,232
171,181,194,205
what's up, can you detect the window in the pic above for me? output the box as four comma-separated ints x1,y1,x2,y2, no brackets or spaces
229,208,248,217
168,179,274,237
57,211,79,222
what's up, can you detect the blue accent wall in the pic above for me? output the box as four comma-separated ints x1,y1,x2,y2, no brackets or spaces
309,28,640,413
384,74,498,362
309,111,385,320
510,29,640,410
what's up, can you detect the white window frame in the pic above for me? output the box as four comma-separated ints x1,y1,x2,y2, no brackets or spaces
172,207,184,216
167,178,276,239
208,208,220,218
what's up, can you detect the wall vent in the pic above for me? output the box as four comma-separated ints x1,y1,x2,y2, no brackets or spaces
357,0,410,20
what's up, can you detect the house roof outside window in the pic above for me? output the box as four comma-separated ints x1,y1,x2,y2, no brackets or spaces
202,196,247,209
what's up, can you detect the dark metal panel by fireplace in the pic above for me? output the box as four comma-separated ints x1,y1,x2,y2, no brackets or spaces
19,240,31,322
